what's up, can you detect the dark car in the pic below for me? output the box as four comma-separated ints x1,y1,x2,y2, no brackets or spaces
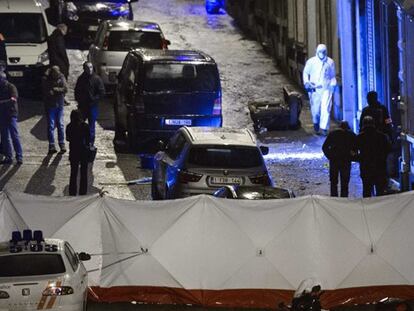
114,49,222,152
49,0,139,46
213,185,295,199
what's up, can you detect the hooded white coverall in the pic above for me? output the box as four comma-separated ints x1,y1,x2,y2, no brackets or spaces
303,44,337,131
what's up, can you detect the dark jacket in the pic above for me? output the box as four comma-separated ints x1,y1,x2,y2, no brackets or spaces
0,81,18,118
66,121,90,162
359,102,392,139
42,69,68,109
74,72,105,110
0,33,7,64
47,29,69,77
357,126,392,178
322,128,357,162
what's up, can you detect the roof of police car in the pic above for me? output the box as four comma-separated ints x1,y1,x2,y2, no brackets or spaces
0,0,45,13
0,238,64,255
132,49,215,63
182,127,258,146
106,20,162,32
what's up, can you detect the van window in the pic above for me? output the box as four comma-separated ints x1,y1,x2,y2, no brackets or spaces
0,254,65,276
188,146,263,168
0,13,47,43
144,64,219,92
108,31,162,51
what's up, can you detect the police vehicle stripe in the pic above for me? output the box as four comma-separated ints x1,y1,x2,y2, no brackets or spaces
45,281,61,309
37,281,51,310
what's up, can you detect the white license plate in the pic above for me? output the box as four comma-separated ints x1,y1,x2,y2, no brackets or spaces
210,176,242,185
8,71,23,77
165,119,192,126
88,25,98,31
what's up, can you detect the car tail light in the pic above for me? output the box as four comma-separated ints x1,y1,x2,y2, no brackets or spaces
213,98,221,115
102,36,109,51
179,170,203,183
249,173,271,185
0,291,9,299
42,286,74,296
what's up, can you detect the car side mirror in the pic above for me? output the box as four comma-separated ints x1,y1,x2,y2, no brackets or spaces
157,140,166,151
260,146,269,155
164,39,171,46
78,252,91,261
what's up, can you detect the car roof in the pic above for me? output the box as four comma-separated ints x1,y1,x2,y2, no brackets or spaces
0,0,45,13
105,20,162,33
182,127,257,146
0,238,65,256
132,49,215,64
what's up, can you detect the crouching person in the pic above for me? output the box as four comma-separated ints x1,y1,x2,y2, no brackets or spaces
42,66,68,154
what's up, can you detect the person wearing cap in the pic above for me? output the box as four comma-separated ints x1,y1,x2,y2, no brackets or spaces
74,61,105,146
357,116,392,197
322,121,357,197
303,44,337,136
42,65,68,154
0,72,22,165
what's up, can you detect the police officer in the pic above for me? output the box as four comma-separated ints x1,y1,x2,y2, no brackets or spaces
322,121,357,197
0,72,22,165
357,116,391,197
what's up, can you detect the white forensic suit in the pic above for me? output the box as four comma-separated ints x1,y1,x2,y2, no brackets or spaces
303,44,337,132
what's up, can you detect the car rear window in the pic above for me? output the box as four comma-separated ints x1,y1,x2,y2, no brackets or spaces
108,31,163,51
144,64,219,92
0,254,65,277
188,146,263,168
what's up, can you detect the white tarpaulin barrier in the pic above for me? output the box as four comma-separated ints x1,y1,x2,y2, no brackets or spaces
1,190,414,308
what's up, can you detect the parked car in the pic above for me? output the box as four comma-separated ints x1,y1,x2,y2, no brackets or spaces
89,20,170,91
0,0,54,96
213,185,295,199
60,0,139,46
0,230,90,311
114,49,222,152
152,126,272,200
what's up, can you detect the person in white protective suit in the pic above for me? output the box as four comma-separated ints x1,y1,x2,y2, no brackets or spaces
303,44,337,136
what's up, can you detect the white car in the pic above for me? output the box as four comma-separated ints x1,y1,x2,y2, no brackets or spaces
0,230,90,311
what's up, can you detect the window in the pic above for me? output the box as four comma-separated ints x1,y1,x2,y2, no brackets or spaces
188,146,263,168
64,243,79,272
108,31,163,51
0,13,47,43
0,254,65,276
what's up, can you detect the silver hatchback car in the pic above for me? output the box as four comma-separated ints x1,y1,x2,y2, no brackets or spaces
88,20,170,90
152,127,272,200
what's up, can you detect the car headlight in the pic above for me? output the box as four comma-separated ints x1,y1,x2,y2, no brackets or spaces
37,50,49,65
119,3,129,12
0,291,9,299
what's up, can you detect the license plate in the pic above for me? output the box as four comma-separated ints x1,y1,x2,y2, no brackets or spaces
8,71,23,77
210,176,242,185
165,119,192,126
88,25,98,31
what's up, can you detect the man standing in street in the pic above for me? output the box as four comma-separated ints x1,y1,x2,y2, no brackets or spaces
74,61,105,146
303,44,337,136
0,72,23,165
42,66,68,154
322,121,357,197
357,116,392,197
47,24,69,80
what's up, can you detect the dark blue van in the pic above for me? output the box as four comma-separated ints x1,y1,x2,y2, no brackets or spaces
114,49,222,152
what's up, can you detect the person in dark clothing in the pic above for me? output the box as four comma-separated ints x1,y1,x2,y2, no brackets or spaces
322,121,357,197
292,285,322,311
357,116,392,197
47,24,69,79
0,33,6,67
0,72,22,165
42,66,68,154
74,62,105,146
66,109,91,196
359,91,393,140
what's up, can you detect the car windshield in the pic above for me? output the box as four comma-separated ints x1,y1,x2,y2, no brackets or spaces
0,254,65,277
109,31,162,51
144,64,219,92
0,13,47,43
188,146,263,168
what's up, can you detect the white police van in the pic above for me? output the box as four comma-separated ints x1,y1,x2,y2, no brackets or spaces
0,0,54,96
0,230,90,311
